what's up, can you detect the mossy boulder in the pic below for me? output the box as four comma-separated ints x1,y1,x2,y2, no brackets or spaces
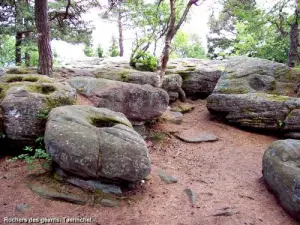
263,139,300,221
166,58,226,98
68,77,169,123
207,57,300,133
0,74,76,143
94,67,159,87
45,105,151,182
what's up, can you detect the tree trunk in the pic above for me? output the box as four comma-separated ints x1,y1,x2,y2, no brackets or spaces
288,1,299,67
15,32,22,66
158,0,198,101
159,0,176,84
35,0,53,75
118,9,124,57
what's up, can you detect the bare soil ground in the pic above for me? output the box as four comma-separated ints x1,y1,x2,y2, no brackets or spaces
0,99,297,225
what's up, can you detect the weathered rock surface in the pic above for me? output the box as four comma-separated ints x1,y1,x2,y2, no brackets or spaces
0,74,76,143
160,109,183,124
95,67,159,87
174,131,218,143
68,77,169,123
207,57,300,132
45,105,151,182
167,59,226,98
262,139,300,221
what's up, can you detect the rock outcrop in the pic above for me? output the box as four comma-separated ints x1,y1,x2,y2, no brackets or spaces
68,77,169,123
45,105,151,182
207,57,300,133
0,74,76,144
166,58,226,98
263,139,300,221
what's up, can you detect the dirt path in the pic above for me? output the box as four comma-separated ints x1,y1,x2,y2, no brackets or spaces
0,100,297,225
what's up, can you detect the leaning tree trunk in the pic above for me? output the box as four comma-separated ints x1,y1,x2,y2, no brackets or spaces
288,1,299,67
118,9,124,57
35,0,52,75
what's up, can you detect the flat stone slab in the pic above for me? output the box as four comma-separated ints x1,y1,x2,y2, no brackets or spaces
158,169,178,184
174,132,218,143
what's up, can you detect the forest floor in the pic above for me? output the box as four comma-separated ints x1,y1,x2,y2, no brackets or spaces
0,99,298,225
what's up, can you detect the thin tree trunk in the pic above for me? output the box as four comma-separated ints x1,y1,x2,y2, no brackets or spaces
25,0,31,67
158,0,199,101
25,32,31,67
118,9,124,57
35,0,53,75
15,32,22,66
159,0,176,84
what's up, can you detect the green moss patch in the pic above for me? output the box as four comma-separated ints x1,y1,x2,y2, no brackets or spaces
218,87,249,94
23,76,39,82
26,84,56,95
6,67,32,74
6,76,23,83
256,93,290,102
91,118,117,128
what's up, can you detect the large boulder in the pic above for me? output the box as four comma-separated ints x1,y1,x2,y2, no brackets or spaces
68,77,169,123
207,57,300,132
166,58,226,98
263,139,300,221
45,105,151,182
0,74,76,143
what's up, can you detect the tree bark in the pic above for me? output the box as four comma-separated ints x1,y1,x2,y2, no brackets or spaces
288,1,300,67
35,0,53,75
118,9,124,56
15,32,22,66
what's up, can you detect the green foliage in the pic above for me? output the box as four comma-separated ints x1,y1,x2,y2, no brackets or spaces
109,36,119,57
206,0,290,63
96,44,104,58
129,0,186,63
131,51,158,72
8,136,52,171
171,32,206,59
83,44,95,57
0,35,15,66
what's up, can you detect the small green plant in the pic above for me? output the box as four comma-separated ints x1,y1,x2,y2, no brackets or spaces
277,120,285,129
37,109,50,119
0,132,6,139
131,51,158,72
148,131,167,143
8,136,52,170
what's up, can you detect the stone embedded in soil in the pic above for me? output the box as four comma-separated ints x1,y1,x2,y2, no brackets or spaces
174,132,218,143
184,188,196,205
171,102,195,114
55,168,122,194
160,110,183,124
158,169,178,184
284,132,300,139
100,198,120,207
28,184,87,205
15,203,30,213
212,207,239,217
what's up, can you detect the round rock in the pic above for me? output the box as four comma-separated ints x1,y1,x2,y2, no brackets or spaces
45,105,151,182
